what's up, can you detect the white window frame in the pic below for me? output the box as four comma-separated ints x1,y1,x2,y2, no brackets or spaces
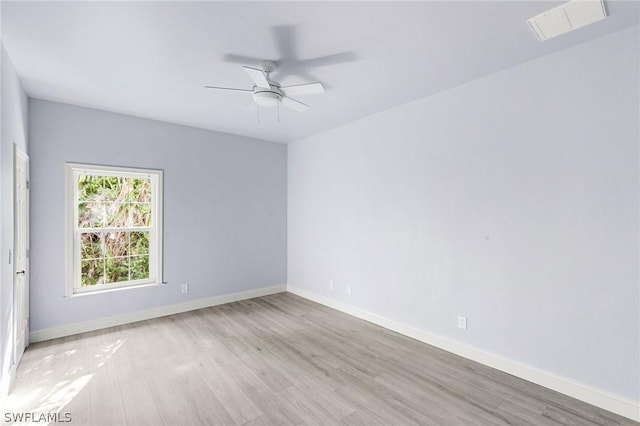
66,163,163,296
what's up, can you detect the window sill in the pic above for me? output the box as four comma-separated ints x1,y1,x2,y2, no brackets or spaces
64,281,166,298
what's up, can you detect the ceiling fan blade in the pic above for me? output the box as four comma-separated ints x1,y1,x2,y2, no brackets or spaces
281,96,310,112
204,86,252,92
223,53,264,65
294,51,358,69
272,25,296,60
281,83,325,96
243,66,270,88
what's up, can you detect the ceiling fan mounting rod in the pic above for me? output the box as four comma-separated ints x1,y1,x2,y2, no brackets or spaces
261,60,277,75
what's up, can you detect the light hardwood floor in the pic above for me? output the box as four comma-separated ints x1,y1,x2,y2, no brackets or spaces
4,293,637,425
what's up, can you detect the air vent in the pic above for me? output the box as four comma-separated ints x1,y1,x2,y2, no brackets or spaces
527,0,607,42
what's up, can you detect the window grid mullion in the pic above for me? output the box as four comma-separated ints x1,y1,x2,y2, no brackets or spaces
76,226,153,233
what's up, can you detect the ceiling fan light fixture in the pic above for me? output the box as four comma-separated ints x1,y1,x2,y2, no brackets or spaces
253,89,282,107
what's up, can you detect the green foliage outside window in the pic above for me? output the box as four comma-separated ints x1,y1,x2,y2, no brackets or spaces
77,175,151,286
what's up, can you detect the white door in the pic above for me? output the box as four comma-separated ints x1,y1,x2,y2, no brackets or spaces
13,147,29,366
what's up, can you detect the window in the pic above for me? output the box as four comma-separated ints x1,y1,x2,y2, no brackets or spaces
66,163,163,295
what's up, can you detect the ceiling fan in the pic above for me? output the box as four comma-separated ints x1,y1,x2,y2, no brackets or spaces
205,61,324,112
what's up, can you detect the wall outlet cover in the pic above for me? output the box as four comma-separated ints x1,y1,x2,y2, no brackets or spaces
458,315,467,330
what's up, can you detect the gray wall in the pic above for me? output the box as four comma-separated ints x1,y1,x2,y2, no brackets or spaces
0,43,29,390
288,26,639,401
29,99,287,331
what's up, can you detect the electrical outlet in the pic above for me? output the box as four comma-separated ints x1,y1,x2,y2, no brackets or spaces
329,280,335,291
346,285,352,296
181,284,189,294
457,315,467,330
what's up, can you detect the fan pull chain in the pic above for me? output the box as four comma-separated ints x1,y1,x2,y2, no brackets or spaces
277,103,280,123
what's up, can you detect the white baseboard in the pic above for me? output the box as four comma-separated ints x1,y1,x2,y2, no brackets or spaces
287,285,640,422
30,284,286,343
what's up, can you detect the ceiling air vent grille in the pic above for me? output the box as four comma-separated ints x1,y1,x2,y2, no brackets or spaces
527,0,607,41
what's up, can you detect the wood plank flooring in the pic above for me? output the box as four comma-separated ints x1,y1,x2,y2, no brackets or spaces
3,293,637,425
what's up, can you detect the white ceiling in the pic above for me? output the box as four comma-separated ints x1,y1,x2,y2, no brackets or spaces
2,1,638,143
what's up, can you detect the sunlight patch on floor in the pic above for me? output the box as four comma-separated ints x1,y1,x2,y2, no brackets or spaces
2,337,126,425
